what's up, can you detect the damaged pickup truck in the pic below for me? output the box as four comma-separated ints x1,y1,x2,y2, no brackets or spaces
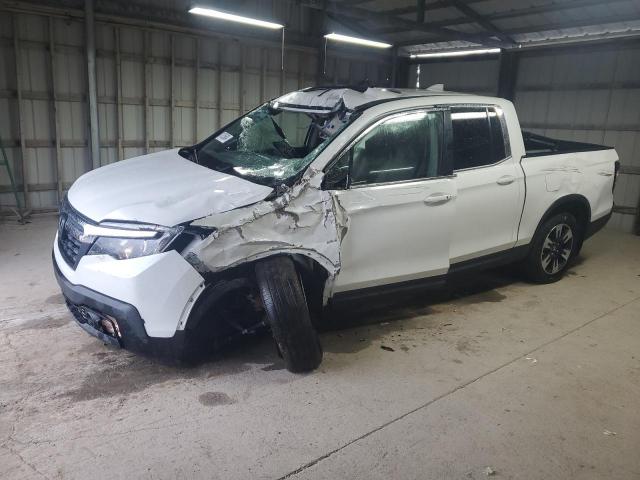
53,85,619,372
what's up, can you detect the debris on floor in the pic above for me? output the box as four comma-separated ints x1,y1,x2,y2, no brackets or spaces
380,345,395,352
603,430,617,436
525,356,538,364
485,466,496,476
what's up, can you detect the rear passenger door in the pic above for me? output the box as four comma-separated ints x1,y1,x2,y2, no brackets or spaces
448,105,524,264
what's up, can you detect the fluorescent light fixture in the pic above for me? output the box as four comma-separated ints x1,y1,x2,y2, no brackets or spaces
324,33,392,49
189,6,283,29
410,48,501,59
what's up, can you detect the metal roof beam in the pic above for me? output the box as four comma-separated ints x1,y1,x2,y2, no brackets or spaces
502,13,640,35
448,0,514,44
299,0,509,48
400,12,640,48
380,0,629,31
383,0,486,18
417,0,426,24
326,11,370,38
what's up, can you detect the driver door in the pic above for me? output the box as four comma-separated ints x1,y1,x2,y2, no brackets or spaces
324,109,455,293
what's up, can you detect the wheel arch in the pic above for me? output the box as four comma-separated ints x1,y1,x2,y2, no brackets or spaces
533,194,591,254
184,250,333,331
539,194,591,234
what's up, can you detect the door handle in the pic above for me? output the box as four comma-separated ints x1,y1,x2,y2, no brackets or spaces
497,175,515,186
598,171,613,177
424,193,454,205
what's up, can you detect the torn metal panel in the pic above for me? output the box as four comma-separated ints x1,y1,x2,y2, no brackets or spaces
189,167,345,287
273,86,461,113
274,87,400,112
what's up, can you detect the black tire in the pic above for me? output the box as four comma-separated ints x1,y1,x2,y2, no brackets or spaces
523,212,580,284
255,257,323,373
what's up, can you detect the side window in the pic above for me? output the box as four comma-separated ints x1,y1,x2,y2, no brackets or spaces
451,106,508,170
489,107,508,161
323,150,350,190
325,110,442,188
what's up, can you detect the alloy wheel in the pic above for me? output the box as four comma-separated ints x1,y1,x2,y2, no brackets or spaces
540,223,574,275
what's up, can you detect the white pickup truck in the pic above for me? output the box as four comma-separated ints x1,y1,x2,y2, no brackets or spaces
53,86,619,372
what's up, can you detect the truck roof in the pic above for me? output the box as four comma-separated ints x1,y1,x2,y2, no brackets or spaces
272,85,473,114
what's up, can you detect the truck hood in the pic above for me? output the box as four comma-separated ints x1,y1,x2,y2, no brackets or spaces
67,149,274,226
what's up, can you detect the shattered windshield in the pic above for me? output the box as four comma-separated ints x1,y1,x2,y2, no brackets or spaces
195,104,356,188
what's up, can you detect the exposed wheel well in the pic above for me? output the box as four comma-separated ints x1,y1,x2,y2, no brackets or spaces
187,254,331,333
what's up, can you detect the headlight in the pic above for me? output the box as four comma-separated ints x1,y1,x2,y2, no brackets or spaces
85,223,182,260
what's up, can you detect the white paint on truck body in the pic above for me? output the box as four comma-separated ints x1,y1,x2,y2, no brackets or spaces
53,87,618,340
67,148,273,226
517,149,617,246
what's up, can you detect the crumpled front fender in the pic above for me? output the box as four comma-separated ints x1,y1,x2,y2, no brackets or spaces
185,169,348,296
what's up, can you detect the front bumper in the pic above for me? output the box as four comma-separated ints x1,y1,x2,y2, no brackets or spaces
54,254,192,358
53,235,205,338
52,232,207,359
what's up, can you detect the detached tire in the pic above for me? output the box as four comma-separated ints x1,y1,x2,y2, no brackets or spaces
255,257,323,373
523,212,580,284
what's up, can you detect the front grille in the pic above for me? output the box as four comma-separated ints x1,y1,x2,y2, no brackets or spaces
58,198,96,269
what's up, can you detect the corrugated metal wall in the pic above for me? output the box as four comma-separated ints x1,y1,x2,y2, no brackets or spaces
412,43,640,233
410,57,500,96
515,45,640,232
0,8,392,215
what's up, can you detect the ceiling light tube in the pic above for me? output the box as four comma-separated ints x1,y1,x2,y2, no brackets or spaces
324,33,392,49
189,6,283,29
410,48,501,59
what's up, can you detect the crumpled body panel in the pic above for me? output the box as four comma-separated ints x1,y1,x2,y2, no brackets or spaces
187,169,347,289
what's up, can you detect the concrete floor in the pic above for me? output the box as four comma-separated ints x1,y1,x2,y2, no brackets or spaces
1,217,639,480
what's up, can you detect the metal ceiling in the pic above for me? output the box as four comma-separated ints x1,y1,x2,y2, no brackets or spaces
319,0,640,54
7,0,640,55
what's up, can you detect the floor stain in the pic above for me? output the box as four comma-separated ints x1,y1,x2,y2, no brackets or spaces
60,358,200,402
452,289,507,305
19,315,71,331
198,391,236,406
456,338,480,355
45,294,65,305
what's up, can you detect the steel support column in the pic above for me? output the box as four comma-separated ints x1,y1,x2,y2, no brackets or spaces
12,13,29,211
170,34,175,148
194,37,200,142
85,0,100,170
497,50,519,101
114,27,123,160
217,40,222,129
48,17,63,203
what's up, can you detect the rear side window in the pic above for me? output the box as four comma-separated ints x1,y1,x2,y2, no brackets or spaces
451,106,508,170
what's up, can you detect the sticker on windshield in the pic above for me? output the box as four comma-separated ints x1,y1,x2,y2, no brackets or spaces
215,132,233,143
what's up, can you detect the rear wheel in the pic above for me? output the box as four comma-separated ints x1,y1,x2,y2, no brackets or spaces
255,257,323,373
523,212,579,284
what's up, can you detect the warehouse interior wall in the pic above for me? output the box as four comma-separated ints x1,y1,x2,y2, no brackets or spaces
411,40,640,234
2,2,637,235
0,6,393,215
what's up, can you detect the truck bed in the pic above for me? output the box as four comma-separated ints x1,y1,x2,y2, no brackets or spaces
523,131,615,157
